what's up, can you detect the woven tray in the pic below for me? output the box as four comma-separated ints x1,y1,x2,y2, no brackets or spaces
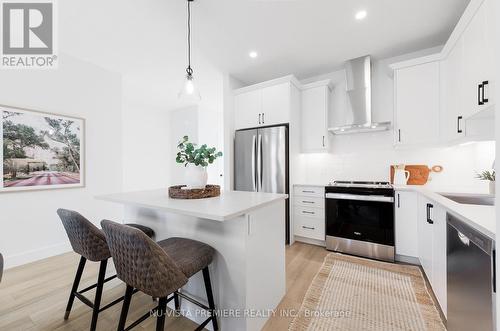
168,185,221,199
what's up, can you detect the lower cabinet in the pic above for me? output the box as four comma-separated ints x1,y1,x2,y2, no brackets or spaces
417,195,447,317
395,191,419,257
293,185,325,244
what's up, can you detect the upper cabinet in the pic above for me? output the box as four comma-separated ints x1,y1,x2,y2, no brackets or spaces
461,0,494,116
234,89,262,130
300,81,331,153
441,38,465,142
234,78,299,130
394,61,440,146
261,83,291,126
392,0,496,146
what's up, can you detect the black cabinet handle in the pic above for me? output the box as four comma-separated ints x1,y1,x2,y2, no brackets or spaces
262,113,265,124
302,190,315,193
302,226,315,230
457,116,463,133
302,211,315,215
258,113,261,124
322,136,325,147
426,203,434,224
302,200,315,204
493,250,496,293
397,194,400,208
398,129,401,143
478,84,484,105
482,81,489,103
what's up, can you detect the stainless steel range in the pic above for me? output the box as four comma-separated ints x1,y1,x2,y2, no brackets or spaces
325,181,395,262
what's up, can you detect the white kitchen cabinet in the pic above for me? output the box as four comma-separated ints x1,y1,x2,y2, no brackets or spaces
293,185,325,245
234,79,296,130
462,0,494,116
301,83,330,152
417,195,434,281
431,203,447,317
394,61,440,146
417,195,447,316
441,38,465,142
394,191,418,258
261,82,291,126
234,89,262,130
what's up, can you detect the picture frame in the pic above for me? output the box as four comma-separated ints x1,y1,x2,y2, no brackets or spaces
1,104,85,192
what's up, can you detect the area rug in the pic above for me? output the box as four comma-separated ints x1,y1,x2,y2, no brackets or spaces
289,253,445,331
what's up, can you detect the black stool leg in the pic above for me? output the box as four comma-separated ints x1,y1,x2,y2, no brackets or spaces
156,297,168,331
117,285,134,331
65,256,87,320
174,291,180,312
202,267,218,331
90,259,108,331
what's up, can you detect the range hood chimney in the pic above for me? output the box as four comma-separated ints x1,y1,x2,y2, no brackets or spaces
329,55,391,134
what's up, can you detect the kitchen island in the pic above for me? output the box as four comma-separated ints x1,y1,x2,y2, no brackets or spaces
96,189,288,331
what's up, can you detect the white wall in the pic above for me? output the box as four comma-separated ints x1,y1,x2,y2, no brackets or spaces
0,53,123,268
121,58,226,192
295,48,496,192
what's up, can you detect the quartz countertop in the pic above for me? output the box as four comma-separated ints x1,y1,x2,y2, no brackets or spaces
96,189,288,222
394,185,495,239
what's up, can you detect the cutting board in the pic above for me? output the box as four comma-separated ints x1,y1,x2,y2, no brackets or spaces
390,165,431,185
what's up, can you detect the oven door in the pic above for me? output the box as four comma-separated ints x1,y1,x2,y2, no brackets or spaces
326,193,395,246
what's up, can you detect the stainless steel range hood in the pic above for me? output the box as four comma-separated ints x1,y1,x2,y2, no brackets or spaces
329,56,391,135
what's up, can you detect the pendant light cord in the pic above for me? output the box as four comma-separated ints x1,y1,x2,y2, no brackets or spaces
186,0,193,76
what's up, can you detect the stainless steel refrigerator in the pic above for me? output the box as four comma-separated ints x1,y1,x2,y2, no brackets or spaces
234,125,289,243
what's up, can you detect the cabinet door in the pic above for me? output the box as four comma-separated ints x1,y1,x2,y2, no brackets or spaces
394,191,418,257
417,196,434,281
483,0,495,107
261,82,290,126
462,1,489,116
432,204,447,317
234,89,262,130
301,86,329,152
395,62,440,146
442,38,465,142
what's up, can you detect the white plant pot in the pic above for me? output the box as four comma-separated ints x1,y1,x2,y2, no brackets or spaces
185,164,208,189
489,181,496,195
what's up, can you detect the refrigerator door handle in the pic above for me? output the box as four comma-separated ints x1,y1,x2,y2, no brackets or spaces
251,134,257,191
257,133,263,191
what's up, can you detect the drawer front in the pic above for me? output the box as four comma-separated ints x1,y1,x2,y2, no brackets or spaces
294,215,325,240
294,196,325,209
293,186,325,198
294,206,324,219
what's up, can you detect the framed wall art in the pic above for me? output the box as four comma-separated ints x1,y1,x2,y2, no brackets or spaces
1,105,85,192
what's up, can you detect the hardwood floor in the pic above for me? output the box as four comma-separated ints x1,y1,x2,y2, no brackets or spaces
0,242,328,331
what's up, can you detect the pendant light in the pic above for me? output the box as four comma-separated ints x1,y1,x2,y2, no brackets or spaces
178,0,201,102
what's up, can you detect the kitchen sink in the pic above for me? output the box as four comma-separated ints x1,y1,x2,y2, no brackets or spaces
439,193,495,206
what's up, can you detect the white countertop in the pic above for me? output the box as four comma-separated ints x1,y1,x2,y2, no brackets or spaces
96,189,288,222
394,185,496,239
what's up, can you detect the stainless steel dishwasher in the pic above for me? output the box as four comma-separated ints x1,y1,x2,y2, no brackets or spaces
447,213,496,331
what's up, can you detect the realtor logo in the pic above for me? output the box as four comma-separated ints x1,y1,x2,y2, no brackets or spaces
1,0,57,69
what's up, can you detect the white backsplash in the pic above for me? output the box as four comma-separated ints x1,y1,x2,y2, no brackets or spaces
296,139,495,193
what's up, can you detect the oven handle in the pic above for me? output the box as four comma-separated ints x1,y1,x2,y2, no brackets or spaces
325,193,394,203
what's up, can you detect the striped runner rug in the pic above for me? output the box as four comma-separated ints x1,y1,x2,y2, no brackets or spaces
289,253,446,331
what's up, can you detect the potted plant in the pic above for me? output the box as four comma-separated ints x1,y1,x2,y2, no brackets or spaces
176,136,223,189
476,170,496,195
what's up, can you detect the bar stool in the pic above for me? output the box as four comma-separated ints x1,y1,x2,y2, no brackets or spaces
57,209,155,331
101,220,218,331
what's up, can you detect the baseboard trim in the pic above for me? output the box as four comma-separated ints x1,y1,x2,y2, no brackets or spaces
395,254,420,265
294,236,326,247
5,241,72,270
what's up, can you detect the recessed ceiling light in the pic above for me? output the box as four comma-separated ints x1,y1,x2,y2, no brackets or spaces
355,10,367,20
249,51,258,58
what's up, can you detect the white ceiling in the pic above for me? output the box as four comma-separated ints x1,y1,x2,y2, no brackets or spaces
195,0,470,84
60,0,470,86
